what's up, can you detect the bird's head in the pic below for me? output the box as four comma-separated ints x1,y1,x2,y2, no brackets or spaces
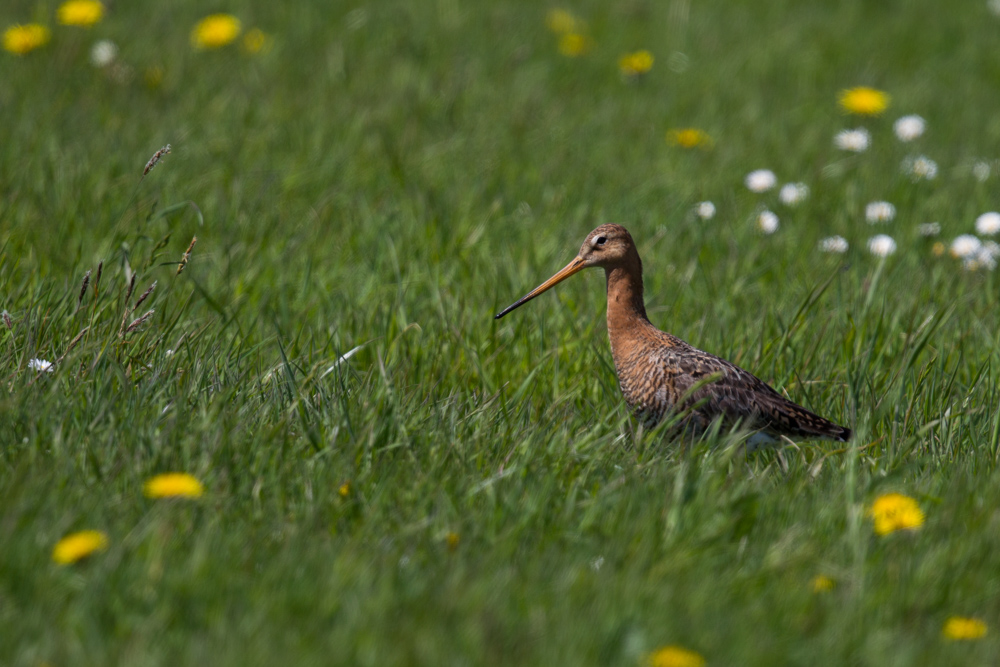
494,224,637,319
575,223,636,269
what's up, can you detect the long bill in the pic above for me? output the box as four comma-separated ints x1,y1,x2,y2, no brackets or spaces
494,256,586,319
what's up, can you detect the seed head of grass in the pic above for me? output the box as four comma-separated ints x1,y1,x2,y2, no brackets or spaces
125,273,136,302
143,144,171,176
77,270,91,308
93,261,103,296
134,281,156,310
177,237,197,275
125,310,155,334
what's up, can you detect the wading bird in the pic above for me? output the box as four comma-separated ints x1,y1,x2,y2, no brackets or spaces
495,224,851,444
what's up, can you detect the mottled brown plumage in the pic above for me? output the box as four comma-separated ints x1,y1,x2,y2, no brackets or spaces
495,224,851,443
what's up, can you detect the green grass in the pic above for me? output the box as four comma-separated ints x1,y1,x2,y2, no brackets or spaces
3,0,1000,664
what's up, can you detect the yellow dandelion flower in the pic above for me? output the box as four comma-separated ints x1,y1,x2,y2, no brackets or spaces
191,14,241,50
943,616,987,640
838,87,890,116
546,9,579,34
932,241,945,257
811,574,835,593
52,530,108,564
619,50,654,77
646,645,706,667
446,531,460,551
242,28,273,55
867,492,924,535
666,128,713,149
338,482,350,497
144,472,204,499
57,0,105,27
144,66,164,90
558,33,591,57
3,24,51,56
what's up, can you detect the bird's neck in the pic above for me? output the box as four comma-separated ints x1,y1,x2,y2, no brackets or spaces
604,259,649,338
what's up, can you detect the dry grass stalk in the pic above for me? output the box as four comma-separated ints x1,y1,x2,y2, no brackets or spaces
55,327,90,365
125,273,136,302
177,236,197,275
2,310,11,330
143,144,171,176
152,233,172,255
134,281,157,310
119,279,156,337
78,270,91,307
126,310,155,333
93,261,103,297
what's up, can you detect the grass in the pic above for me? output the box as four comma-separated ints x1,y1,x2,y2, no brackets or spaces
3,0,1000,664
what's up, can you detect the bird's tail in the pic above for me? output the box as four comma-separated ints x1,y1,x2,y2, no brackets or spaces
785,407,852,442
762,393,852,442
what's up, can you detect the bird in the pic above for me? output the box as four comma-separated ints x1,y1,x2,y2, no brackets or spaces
495,224,851,444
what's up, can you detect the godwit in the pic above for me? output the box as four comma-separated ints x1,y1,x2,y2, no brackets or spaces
495,224,851,443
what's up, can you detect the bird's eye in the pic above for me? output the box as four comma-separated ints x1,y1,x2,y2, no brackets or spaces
595,236,607,246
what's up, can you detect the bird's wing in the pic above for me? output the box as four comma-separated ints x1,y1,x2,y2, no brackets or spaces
662,347,851,442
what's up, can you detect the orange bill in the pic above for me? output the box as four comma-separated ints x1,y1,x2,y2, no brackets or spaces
494,256,586,319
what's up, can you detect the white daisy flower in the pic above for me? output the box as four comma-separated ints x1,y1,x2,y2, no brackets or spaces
950,234,982,259
90,40,118,68
745,169,777,193
756,209,779,234
972,241,1000,270
964,247,997,272
975,212,1000,236
865,201,896,224
695,201,716,220
902,155,938,181
819,235,849,253
973,161,991,182
893,115,926,142
779,182,809,206
917,222,941,237
28,358,53,373
867,234,897,257
834,128,870,152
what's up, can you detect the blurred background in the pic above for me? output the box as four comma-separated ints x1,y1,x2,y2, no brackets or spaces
4,1,1000,665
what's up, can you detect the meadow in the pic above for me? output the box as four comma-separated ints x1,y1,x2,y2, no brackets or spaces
3,0,1000,664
